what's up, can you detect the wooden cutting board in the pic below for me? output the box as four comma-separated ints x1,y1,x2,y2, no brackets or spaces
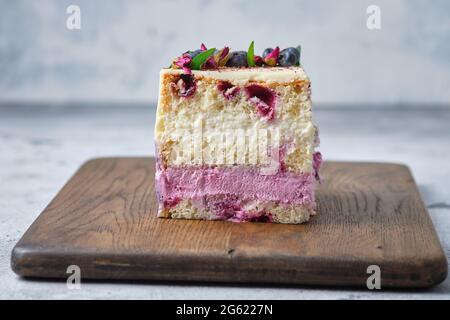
11,157,447,288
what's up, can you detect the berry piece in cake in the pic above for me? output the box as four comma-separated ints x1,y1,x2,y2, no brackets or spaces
217,81,241,100
245,84,276,120
171,74,197,98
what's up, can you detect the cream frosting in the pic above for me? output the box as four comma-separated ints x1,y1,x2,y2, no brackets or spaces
160,66,309,85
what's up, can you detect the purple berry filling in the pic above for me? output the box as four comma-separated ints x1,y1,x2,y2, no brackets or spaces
230,210,274,223
172,74,197,98
313,152,323,182
212,199,242,220
163,196,181,208
217,81,241,100
278,144,290,172
207,196,273,223
245,84,276,121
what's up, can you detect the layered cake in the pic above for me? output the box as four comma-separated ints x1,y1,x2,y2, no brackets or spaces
155,43,321,224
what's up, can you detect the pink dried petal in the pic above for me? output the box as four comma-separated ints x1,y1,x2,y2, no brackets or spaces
214,47,231,67
254,55,264,66
220,47,230,60
264,46,280,66
174,55,191,68
202,56,218,70
200,43,208,51
174,54,192,74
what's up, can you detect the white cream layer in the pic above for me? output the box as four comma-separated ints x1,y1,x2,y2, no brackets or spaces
160,66,309,85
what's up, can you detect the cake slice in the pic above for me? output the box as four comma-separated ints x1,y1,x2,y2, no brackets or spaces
155,44,321,224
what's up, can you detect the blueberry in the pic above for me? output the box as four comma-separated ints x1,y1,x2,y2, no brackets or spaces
262,48,273,59
284,47,300,60
226,51,248,67
278,47,300,67
186,49,202,58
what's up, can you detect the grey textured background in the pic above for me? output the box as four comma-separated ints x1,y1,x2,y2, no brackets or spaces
1,0,450,105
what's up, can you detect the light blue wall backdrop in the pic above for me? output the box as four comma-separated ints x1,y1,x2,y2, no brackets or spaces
1,0,449,104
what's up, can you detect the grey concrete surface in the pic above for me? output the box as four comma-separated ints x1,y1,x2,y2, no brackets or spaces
0,103,449,299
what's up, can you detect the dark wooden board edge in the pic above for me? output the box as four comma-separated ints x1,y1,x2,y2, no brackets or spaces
11,245,448,288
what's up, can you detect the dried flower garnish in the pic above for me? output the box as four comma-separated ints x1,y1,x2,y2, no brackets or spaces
214,47,230,67
173,54,193,74
195,44,217,70
254,55,263,66
191,48,216,70
202,56,218,70
263,46,280,67
169,43,302,70
247,41,255,67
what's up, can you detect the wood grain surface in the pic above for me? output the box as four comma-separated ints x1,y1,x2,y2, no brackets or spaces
11,157,447,288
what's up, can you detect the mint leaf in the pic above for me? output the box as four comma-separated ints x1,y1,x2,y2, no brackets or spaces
247,41,255,67
190,48,216,70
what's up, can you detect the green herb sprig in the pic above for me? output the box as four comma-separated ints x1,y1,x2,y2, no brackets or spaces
190,48,216,70
247,41,255,67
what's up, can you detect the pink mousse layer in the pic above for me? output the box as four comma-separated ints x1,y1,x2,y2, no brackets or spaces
156,166,316,206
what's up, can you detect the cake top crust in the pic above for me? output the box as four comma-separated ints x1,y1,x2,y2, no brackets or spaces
160,66,309,84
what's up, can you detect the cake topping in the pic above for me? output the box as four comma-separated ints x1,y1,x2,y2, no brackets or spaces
262,48,274,59
279,47,301,67
262,47,280,67
170,42,301,73
173,54,193,74
190,47,216,70
226,51,248,68
247,41,256,67
214,47,231,67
